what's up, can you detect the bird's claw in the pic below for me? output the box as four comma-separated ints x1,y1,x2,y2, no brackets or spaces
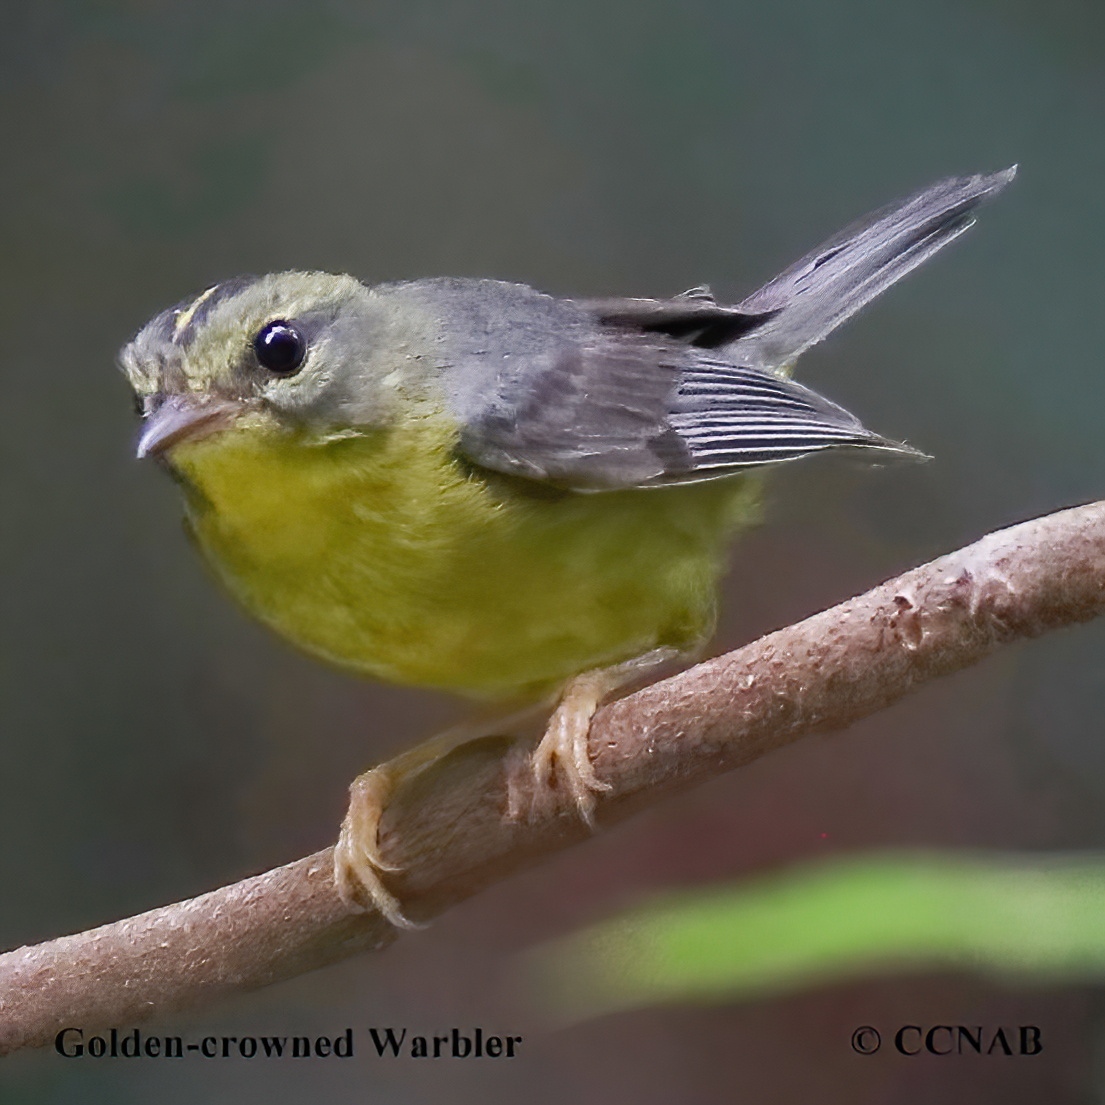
333,767,426,930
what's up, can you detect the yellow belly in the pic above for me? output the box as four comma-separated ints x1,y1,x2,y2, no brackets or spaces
168,418,760,700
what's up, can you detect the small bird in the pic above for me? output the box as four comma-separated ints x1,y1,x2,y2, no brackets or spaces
121,168,1014,925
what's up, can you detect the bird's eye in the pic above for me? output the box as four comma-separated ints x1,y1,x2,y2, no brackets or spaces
253,320,307,376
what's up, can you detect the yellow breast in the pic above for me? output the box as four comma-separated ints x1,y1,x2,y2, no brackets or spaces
167,416,759,700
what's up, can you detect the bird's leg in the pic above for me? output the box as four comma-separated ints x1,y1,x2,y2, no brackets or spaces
526,647,687,825
334,704,541,928
336,648,688,925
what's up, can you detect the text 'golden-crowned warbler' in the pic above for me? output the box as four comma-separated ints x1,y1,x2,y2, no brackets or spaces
121,168,1013,925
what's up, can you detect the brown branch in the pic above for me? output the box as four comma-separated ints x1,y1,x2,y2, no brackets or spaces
4,501,1105,1054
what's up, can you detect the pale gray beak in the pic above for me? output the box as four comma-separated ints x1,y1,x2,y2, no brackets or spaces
136,394,243,458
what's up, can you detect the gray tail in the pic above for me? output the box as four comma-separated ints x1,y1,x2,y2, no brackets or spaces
728,167,1016,370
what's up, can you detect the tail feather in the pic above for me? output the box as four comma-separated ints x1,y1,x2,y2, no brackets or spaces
728,167,1016,370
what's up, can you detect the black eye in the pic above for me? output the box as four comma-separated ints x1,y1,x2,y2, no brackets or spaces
253,320,307,376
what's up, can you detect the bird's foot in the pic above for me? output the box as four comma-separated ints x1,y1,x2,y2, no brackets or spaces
334,706,542,928
334,762,423,928
526,648,686,825
528,669,614,826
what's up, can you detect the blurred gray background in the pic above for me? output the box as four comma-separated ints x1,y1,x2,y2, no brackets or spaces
2,1,1103,1101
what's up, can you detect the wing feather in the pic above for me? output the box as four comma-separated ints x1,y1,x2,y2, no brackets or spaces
450,169,1012,490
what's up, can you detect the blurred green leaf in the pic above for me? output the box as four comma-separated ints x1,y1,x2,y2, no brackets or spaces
522,851,1105,1022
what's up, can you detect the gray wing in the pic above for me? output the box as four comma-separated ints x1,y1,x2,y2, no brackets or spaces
455,329,918,491
662,356,922,480
455,330,687,489
449,168,1013,490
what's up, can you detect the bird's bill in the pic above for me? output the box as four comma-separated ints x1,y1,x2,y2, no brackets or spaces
136,394,244,458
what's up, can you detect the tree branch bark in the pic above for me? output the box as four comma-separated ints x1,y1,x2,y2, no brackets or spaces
4,501,1105,1055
